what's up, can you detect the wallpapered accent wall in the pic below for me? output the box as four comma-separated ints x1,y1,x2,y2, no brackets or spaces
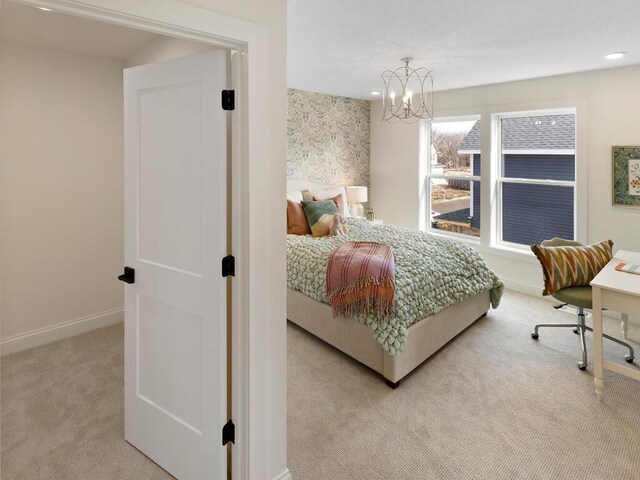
287,88,370,188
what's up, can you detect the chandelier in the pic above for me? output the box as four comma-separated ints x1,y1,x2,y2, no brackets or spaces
381,57,433,123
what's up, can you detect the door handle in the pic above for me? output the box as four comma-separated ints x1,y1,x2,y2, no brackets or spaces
118,266,135,284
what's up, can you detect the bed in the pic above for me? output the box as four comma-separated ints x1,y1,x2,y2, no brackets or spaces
286,179,503,387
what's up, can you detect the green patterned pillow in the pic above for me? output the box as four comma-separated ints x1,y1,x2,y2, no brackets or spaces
301,200,339,237
530,239,613,295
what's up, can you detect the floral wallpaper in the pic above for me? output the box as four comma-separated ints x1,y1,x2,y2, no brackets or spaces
287,88,370,188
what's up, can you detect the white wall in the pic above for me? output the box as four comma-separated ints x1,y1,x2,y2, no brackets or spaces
0,41,125,350
125,35,213,67
370,110,422,228
370,65,640,295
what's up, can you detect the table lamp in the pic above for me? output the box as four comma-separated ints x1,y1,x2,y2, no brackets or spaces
346,186,368,218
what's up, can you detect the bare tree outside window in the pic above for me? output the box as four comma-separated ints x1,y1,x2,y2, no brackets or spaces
431,129,470,172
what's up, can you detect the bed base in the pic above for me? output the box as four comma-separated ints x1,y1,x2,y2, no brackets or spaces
287,288,490,387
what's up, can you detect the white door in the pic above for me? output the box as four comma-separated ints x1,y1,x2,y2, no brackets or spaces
122,51,228,480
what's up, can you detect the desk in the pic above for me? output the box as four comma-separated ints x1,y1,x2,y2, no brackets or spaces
592,250,640,400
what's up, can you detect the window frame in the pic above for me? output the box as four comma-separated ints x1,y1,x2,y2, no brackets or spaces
492,108,578,252
420,100,587,262
424,115,482,242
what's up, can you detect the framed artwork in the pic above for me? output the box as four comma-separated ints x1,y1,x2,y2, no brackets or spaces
612,146,640,208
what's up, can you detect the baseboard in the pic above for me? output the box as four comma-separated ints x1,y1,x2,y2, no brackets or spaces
272,469,292,480
502,278,541,297
1,308,124,356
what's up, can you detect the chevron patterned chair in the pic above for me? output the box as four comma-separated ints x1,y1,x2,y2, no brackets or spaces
530,237,634,370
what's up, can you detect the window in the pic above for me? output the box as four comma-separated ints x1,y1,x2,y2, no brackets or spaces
426,118,481,238
495,111,576,247
423,109,580,253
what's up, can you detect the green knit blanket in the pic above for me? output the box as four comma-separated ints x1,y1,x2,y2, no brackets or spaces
287,218,503,357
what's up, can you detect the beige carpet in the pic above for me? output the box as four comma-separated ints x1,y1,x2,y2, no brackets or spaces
1,323,174,480
3,291,640,479
288,290,640,480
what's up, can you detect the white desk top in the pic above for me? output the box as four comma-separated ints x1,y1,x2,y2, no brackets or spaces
591,250,640,296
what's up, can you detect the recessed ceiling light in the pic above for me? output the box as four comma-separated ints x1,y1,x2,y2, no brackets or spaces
37,6,53,11
605,52,625,60
370,91,381,96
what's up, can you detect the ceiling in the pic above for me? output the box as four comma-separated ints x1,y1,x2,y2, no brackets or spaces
0,1,158,59
288,0,640,99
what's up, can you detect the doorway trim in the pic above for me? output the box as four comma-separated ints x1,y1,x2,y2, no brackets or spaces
8,0,276,479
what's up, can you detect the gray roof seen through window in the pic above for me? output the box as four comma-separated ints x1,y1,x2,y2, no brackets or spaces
458,114,575,152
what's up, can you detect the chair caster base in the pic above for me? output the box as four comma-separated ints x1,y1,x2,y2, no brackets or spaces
625,355,634,364
531,332,539,339
578,362,587,371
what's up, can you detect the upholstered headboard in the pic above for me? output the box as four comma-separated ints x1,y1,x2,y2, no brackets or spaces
287,177,337,192
286,177,350,216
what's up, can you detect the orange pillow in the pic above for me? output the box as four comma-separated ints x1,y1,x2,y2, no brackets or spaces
313,194,345,216
287,200,311,235
530,240,613,295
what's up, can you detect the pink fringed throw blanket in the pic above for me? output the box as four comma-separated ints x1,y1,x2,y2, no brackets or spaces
326,241,395,322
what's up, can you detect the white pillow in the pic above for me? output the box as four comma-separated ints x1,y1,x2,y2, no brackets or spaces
309,186,349,216
286,190,304,203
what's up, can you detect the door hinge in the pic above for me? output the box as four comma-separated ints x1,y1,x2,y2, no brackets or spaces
221,90,235,111
222,255,235,277
222,420,235,446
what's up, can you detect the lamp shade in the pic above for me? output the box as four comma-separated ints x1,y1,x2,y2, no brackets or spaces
346,186,368,203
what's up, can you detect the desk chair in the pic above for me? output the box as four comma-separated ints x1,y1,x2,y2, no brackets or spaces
531,238,634,370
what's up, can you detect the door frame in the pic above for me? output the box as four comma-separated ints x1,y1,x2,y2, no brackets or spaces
10,1,273,479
